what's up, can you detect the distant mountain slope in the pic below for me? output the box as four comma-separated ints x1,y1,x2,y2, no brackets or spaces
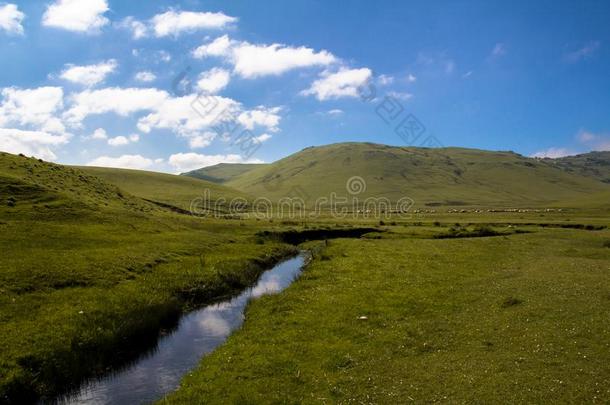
182,163,267,184
218,142,609,207
80,166,251,211
550,151,610,184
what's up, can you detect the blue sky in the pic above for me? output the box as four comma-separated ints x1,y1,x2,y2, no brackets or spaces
1,0,609,172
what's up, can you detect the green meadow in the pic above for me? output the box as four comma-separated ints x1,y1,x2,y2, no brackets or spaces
0,152,294,401
1,145,609,403
164,227,610,404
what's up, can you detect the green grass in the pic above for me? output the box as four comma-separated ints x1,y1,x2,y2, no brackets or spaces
79,166,251,212
182,163,266,184
0,153,154,215
432,223,506,238
2,150,610,403
216,142,610,208
0,153,297,401
163,228,610,403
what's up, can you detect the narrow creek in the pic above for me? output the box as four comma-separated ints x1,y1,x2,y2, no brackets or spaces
54,252,310,405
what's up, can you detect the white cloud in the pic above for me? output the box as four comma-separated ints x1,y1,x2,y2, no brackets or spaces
0,3,25,35
91,128,107,139
565,41,601,63
301,67,372,101
63,87,168,125
192,35,337,78
531,147,574,159
151,10,236,37
107,135,129,146
59,59,117,87
253,133,272,143
188,132,216,149
327,109,344,116
136,93,282,141
197,68,230,94
237,106,281,132
0,128,69,160
407,73,417,83
42,0,109,34
192,34,233,58
231,42,337,78
63,86,281,147
134,71,156,83
118,16,148,39
0,86,66,134
119,10,236,39
107,134,138,146
168,152,262,172
137,94,240,137
87,154,154,170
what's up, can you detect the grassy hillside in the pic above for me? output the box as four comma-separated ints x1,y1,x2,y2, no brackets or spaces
2,150,608,403
79,166,251,212
182,163,266,184
221,143,610,208
1,152,156,219
550,151,610,184
0,152,296,402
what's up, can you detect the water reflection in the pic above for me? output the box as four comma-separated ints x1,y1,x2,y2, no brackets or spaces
54,253,308,405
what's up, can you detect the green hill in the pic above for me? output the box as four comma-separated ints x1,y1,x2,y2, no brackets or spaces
213,142,609,208
182,163,266,184
0,152,292,401
0,152,156,219
550,151,610,184
79,166,251,212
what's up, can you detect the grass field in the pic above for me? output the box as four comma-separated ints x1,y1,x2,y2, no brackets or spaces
0,153,295,401
163,226,610,403
200,143,610,208
182,163,267,184
1,150,609,403
79,166,251,212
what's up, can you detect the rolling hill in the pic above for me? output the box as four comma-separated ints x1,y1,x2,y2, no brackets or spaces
185,143,610,208
0,153,290,402
79,166,251,212
551,151,610,184
0,152,157,219
182,163,266,184
0,152,251,219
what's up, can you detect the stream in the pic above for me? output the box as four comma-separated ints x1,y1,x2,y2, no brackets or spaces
54,252,309,404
